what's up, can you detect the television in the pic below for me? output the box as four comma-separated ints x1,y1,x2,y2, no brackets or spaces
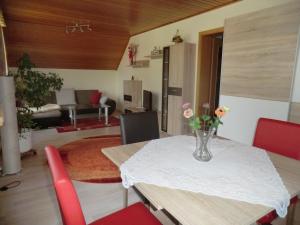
143,90,152,111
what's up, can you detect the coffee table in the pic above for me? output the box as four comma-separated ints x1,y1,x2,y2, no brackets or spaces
61,104,77,128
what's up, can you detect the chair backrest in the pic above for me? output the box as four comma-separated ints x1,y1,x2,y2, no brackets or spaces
253,118,300,160
45,145,86,225
120,111,159,144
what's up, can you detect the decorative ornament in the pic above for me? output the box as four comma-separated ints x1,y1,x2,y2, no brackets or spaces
172,29,183,43
128,44,138,65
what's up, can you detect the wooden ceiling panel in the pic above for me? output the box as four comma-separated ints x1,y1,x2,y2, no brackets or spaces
2,0,238,69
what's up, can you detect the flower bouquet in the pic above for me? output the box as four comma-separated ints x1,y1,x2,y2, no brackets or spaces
182,103,229,161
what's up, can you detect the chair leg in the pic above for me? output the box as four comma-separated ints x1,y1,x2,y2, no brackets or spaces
286,203,296,225
123,188,128,208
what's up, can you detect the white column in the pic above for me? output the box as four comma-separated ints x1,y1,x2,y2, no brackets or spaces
0,17,21,174
0,76,21,174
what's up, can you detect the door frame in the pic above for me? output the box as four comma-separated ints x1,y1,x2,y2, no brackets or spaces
195,27,224,116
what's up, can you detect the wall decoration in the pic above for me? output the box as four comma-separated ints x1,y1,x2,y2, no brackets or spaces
172,29,183,43
145,46,163,59
128,44,138,65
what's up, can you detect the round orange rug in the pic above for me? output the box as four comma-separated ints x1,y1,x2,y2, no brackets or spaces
58,135,122,183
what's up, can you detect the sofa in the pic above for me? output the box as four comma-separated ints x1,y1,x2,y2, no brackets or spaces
32,89,116,128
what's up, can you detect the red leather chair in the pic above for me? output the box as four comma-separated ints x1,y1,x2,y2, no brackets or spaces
253,118,300,225
45,145,162,225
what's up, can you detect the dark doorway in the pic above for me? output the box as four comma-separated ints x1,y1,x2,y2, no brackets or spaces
196,28,223,116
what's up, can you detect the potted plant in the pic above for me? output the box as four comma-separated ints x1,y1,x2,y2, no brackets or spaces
9,53,63,153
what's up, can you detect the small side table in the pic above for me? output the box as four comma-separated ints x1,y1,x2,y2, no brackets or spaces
98,104,110,126
61,104,77,128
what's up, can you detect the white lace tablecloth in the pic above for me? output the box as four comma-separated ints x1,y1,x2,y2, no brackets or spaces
120,135,290,217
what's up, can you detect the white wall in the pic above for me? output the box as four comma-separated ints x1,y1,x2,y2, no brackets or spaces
218,96,289,144
116,0,294,109
116,0,295,144
9,67,118,101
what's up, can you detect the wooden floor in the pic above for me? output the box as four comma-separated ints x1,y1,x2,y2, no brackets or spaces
0,125,299,225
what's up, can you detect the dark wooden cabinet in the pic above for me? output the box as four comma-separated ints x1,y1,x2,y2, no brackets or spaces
161,47,170,132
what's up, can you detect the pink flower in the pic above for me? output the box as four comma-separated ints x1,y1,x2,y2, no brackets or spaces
182,102,191,109
183,108,193,118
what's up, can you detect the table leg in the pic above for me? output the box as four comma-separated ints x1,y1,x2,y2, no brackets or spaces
123,188,128,208
68,107,73,125
286,203,296,225
73,108,77,128
105,106,108,125
98,107,102,121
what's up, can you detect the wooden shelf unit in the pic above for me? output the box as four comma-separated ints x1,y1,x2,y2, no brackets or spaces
161,42,196,135
131,60,150,68
144,54,163,59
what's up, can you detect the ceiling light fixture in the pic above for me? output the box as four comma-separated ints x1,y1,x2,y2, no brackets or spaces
65,20,92,34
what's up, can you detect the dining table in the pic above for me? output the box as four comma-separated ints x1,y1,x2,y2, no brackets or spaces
102,139,300,225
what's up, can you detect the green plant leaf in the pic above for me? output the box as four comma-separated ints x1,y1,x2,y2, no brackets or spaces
9,53,64,130
201,115,211,121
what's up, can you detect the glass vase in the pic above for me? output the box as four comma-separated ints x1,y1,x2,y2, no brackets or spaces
193,128,214,161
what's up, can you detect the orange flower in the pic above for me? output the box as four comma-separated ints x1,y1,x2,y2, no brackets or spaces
215,106,229,118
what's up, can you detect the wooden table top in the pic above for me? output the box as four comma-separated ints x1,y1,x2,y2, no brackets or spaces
102,141,300,225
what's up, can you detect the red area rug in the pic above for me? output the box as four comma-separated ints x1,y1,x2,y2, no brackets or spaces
56,116,120,133
58,135,121,183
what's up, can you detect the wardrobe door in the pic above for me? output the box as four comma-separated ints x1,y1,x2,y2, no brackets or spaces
167,95,183,135
169,44,184,88
167,43,196,135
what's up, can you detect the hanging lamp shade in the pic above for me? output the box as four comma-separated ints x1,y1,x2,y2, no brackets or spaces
0,10,6,27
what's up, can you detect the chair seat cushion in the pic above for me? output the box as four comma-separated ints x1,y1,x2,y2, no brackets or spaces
257,196,298,224
89,202,161,225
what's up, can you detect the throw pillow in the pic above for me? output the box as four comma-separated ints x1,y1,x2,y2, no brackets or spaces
90,90,102,104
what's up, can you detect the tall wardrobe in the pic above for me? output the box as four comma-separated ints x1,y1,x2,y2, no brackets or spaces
161,42,196,135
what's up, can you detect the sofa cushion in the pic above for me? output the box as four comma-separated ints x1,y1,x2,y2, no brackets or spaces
72,104,99,115
55,89,76,105
90,90,102,104
75,90,97,105
32,110,61,119
30,104,61,113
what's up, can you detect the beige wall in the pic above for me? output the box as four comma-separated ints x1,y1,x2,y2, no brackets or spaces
116,0,294,111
